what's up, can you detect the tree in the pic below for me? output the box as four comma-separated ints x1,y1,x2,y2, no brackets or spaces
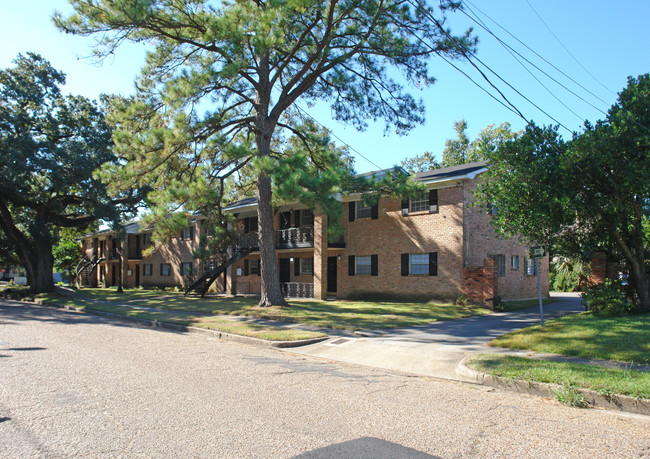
0,53,138,293
475,74,650,313
441,119,470,166
400,151,440,174
469,122,517,161
56,0,475,306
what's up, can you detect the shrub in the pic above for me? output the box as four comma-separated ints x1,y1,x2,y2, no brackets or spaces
581,280,636,316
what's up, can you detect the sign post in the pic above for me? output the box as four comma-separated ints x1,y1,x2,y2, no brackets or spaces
529,246,546,326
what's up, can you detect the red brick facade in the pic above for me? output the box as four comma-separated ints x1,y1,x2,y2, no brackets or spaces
80,163,549,305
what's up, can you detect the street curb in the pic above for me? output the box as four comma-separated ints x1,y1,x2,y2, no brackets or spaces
457,356,650,416
1,294,329,349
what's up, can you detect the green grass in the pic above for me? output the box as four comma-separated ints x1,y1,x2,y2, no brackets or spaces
39,293,325,342
489,312,650,364
73,288,492,330
467,354,650,400
498,297,555,312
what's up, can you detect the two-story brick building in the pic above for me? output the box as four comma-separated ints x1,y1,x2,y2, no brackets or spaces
79,161,548,305
224,161,548,304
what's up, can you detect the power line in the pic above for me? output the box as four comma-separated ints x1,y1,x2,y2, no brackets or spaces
461,2,608,120
408,0,573,134
524,0,616,96
465,0,610,109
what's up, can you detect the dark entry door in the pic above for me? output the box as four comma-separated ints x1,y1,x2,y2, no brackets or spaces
135,264,140,287
111,265,116,287
327,256,337,293
279,258,291,283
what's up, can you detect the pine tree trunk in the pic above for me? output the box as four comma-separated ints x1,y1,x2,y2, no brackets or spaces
256,172,287,307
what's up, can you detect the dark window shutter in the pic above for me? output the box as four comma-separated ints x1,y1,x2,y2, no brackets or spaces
348,202,356,222
371,254,378,276
294,258,300,276
402,198,409,216
294,210,301,227
371,202,379,219
401,254,409,276
190,227,194,239
257,260,261,276
429,252,438,276
160,264,163,276
429,189,439,213
348,256,355,276
243,259,249,276
243,217,250,234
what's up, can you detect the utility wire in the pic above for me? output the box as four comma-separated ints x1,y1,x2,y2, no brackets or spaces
461,2,608,119
409,0,573,134
524,0,616,96
465,0,610,108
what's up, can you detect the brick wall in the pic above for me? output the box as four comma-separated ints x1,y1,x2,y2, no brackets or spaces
462,179,549,300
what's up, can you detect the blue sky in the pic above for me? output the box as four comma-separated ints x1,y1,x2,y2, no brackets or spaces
2,1,648,173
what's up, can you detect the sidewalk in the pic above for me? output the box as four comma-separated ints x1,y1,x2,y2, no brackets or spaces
285,293,592,380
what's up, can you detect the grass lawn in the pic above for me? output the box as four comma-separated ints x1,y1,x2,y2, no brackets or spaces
498,297,555,312
73,288,492,330
38,293,326,342
467,354,650,400
489,312,650,364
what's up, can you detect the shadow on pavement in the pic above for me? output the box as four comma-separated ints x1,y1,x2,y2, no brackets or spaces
292,437,439,459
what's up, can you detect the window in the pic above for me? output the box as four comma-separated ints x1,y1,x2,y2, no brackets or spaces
244,216,258,234
489,254,506,276
355,256,372,275
409,254,429,275
525,258,536,276
300,209,314,227
249,259,260,275
143,264,153,276
160,263,171,276
301,257,314,275
180,227,193,240
409,194,429,213
356,202,373,219
511,255,520,270
181,262,193,276
142,233,152,246
401,253,437,276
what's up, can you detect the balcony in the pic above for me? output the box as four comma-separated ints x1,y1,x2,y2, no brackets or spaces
281,282,314,299
276,227,314,249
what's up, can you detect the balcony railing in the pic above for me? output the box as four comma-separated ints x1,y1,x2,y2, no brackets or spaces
277,226,314,248
281,282,314,299
236,232,259,251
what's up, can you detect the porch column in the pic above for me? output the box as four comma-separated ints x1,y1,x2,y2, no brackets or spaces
121,235,129,289
226,221,237,295
313,211,328,300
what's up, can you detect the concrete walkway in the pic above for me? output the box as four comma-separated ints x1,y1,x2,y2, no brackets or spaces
286,293,589,380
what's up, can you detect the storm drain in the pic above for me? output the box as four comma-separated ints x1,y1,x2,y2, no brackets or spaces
325,338,355,347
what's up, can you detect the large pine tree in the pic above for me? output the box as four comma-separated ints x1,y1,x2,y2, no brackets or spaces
56,0,475,306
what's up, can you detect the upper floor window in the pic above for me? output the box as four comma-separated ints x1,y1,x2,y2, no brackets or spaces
180,227,194,240
181,262,193,276
300,209,314,227
402,190,438,216
356,203,373,220
160,263,172,276
349,200,378,221
243,216,258,234
142,233,152,246
525,258,536,276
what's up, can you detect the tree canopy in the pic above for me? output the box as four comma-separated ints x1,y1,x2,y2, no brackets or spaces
474,74,650,313
56,0,475,305
0,53,138,292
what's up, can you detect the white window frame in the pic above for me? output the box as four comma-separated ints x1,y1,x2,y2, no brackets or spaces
181,262,193,276
409,253,429,275
355,256,372,275
409,195,429,213
511,255,520,270
249,259,260,275
143,264,153,276
490,254,506,276
355,202,372,219
180,228,193,240
525,258,536,276
301,257,314,275
300,209,314,226
161,263,172,276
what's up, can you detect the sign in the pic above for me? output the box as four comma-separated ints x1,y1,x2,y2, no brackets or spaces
528,246,546,258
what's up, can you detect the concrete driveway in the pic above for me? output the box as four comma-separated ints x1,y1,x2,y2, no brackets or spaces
286,293,584,380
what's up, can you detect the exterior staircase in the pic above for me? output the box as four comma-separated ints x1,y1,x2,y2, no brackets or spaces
184,248,252,297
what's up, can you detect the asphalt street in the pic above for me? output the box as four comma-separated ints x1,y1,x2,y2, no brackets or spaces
1,299,649,458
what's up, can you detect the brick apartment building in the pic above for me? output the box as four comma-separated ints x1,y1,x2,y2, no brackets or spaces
79,161,549,305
